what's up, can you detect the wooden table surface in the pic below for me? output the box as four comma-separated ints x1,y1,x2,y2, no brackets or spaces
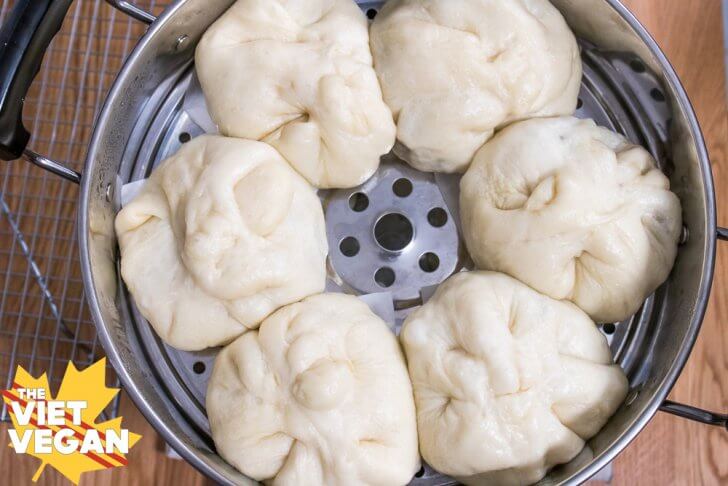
0,0,726,485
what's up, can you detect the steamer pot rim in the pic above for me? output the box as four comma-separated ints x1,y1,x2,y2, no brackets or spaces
77,0,717,484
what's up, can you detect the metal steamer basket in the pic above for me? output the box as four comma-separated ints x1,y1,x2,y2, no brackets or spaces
0,0,726,484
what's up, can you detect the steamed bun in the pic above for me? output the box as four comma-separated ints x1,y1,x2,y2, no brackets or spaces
401,271,628,485
370,0,581,173
207,293,420,485
460,117,682,323
115,135,328,350
195,0,396,188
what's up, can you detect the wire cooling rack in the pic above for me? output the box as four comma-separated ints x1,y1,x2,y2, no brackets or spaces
0,0,168,420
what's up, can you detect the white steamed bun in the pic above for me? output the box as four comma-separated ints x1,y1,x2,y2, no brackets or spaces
370,0,581,173
195,0,396,188
115,135,328,351
400,271,628,485
207,293,420,485
460,116,682,323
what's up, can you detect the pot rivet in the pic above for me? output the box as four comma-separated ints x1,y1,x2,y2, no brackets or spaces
105,183,114,203
679,225,689,245
176,34,189,51
625,389,640,406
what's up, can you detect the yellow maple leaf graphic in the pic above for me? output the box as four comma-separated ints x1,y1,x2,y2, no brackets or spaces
2,358,142,484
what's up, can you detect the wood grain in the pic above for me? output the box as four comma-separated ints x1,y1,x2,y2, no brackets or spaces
0,0,725,485
611,1,728,484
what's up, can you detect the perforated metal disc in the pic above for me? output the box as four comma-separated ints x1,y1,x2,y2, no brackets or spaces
324,154,462,300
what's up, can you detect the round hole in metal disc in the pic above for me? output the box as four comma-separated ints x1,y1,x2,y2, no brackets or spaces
629,59,646,73
339,237,360,257
392,177,413,197
602,323,616,335
374,267,396,287
427,207,448,227
374,213,414,251
366,8,377,19
576,98,583,109
650,88,666,102
192,361,206,374
349,192,369,212
179,132,191,143
415,467,425,478
419,252,440,272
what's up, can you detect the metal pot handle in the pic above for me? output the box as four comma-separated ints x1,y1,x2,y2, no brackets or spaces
22,148,80,184
0,0,154,181
660,400,727,430
106,0,156,24
656,228,728,430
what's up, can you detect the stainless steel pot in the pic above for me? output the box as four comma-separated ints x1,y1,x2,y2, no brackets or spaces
0,0,725,484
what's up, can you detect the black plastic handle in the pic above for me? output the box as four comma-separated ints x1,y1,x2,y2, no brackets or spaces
0,0,73,161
